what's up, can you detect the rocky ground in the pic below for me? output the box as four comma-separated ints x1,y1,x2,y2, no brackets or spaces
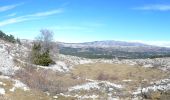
0,40,170,100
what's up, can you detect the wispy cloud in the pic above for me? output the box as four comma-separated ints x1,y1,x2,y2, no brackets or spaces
28,9,63,17
133,4,170,11
0,8,64,27
0,3,23,12
0,16,33,27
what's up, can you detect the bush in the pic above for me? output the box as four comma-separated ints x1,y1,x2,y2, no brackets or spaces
15,66,67,94
31,43,54,66
16,38,21,45
97,72,109,80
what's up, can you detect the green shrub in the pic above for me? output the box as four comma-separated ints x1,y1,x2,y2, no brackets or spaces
31,43,54,66
0,30,22,44
0,30,17,43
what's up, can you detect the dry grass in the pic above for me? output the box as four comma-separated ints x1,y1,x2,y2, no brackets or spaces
6,89,52,100
56,95,76,100
0,78,52,100
3,62,169,99
71,63,169,82
14,65,86,96
97,72,110,80
0,76,80,100
71,63,170,95
0,96,8,100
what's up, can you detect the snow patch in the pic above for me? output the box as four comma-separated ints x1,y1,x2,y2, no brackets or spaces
69,82,100,91
10,80,29,92
133,78,170,95
0,44,20,75
122,79,133,82
0,75,10,79
0,87,5,95
79,60,93,64
53,96,58,99
143,64,153,68
69,79,123,92
58,93,99,99
78,94,98,99
38,61,69,72
0,82,6,86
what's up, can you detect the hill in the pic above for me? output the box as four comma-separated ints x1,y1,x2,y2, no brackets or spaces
59,40,170,59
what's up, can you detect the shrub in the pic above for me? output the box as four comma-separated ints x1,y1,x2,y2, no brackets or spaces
16,38,21,45
97,72,109,80
15,66,66,94
110,76,118,80
31,43,54,66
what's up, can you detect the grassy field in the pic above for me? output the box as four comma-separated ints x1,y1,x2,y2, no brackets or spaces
1,63,170,100
71,63,169,82
0,78,52,100
71,63,170,95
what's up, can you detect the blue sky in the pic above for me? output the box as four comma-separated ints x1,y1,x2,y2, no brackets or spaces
0,0,170,45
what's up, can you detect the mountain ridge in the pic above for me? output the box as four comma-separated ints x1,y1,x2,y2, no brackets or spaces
58,40,170,59
58,40,159,48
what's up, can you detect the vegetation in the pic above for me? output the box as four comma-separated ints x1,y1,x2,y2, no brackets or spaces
31,43,53,66
72,63,169,82
60,47,170,59
0,77,52,100
71,63,170,99
15,64,86,96
30,29,54,66
0,30,21,44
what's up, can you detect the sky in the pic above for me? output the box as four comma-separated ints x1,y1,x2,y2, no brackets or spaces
0,0,170,46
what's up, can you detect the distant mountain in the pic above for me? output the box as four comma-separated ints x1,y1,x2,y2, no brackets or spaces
59,40,151,48
58,40,170,59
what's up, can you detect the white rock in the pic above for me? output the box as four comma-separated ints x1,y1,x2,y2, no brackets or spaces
53,96,58,99
69,79,123,92
10,80,30,92
0,82,6,86
133,78,170,95
0,87,5,95
69,82,100,91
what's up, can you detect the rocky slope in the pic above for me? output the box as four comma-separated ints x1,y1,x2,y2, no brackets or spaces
0,39,170,99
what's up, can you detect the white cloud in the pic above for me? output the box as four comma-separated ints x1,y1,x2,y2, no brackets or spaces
133,4,170,11
30,9,63,17
0,3,23,12
0,9,64,27
0,17,31,27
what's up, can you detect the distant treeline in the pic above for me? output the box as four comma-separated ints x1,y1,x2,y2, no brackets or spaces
0,30,21,44
59,47,170,59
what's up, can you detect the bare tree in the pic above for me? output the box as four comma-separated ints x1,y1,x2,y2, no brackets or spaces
36,29,54,53
50,42,60,60
6,45,11,54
